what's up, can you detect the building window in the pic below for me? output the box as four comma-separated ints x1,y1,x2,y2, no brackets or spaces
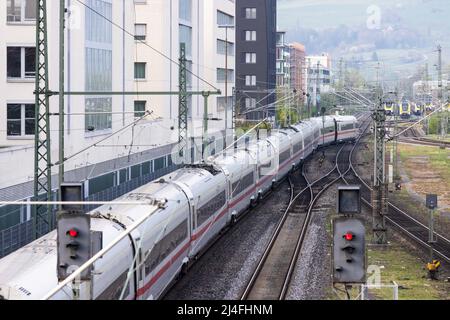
85,0,112,132
7,103,35,137
245,30,256,41
245,75,256,86
179,24,192,57
134,62,146,79
217,39,234,56
217,68,234,83
245,8,256,19
134,24,147,41
7,46,35,79
245,98,256,110
217,96,232,113
179,0,192,22
245,52,256,64
134,101,146,117
7,0,36,23
217,10,234,25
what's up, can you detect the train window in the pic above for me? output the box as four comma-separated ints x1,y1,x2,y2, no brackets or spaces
96,270,130,300
304,135,312,148
293,142,303,154
279,149,291,165
321,126,335,135
144,219,188,276
196,191,226,226
232,172,255,198
341,123,354,131
258,162,273,178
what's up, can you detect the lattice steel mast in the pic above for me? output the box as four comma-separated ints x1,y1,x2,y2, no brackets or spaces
372,88,388,244
178,43,188,161
34,0,53,238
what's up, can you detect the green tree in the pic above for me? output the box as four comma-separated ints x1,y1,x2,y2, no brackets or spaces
276,104,300,128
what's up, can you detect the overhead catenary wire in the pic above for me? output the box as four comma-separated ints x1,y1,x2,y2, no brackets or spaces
75,0,219,92
53,111,153,168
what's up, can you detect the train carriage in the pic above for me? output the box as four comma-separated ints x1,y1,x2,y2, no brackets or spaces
291,120,318,158
246,140,278,198
399,102,411,119
336,116,358,142
384,103,394,116
266,131,293,184
213,149,257,220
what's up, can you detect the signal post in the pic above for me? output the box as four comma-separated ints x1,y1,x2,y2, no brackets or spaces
56,183,93,300
332,186,367,299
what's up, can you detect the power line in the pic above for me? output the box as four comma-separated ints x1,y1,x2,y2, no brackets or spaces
75,0,219,92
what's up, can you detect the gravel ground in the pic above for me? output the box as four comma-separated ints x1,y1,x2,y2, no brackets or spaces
285,185,336,300
163,180,291,300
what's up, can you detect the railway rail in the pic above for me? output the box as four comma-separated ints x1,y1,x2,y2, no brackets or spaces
398,127,450,149
342,120,450,264
240,144,347,300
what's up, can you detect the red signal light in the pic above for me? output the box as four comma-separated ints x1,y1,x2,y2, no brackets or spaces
68,229,79,238
344,232,354,241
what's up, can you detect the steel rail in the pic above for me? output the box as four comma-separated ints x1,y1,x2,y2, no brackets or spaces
241,142,350,300
343,117,450,264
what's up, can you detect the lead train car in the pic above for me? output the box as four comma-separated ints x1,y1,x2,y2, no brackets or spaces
0,115,358,300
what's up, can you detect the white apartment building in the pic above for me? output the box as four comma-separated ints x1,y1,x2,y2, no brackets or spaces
132,0,235,142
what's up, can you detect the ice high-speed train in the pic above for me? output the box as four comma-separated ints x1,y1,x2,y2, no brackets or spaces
0,115,359,300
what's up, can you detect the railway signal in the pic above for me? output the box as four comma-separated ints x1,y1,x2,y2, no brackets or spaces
57,183,92,281
333,217,366,284
337,186,361,215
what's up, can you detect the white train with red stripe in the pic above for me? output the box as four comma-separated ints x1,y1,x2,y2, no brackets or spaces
0,115,358,300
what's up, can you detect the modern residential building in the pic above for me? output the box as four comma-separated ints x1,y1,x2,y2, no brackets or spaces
306,53,332,108
235,0,277,121
289,42,307,102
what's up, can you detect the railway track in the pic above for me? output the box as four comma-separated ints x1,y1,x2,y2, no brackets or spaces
342,120,450,264
240,143,353,300
398,127,450,149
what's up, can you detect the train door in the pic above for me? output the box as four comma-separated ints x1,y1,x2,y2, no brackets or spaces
334,119,338,143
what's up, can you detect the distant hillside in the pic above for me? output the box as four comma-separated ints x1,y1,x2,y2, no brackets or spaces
278,0,450,81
